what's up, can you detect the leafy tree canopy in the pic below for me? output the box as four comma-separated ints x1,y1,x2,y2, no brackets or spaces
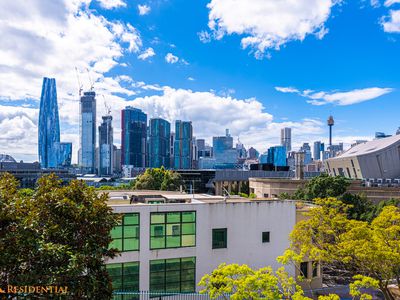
133,167,183,191
0,173,119,299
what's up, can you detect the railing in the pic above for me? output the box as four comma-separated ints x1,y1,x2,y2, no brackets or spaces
112,291,230,300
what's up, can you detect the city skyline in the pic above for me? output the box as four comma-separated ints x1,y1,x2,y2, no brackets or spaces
1,0,400,163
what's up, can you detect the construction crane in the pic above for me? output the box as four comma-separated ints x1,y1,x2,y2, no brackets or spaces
102,95,111,116
86,68,94,91
75,67,83,96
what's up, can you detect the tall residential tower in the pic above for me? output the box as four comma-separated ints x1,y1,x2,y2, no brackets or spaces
98,115,113,176
280,127,292,152
38,77,61,168
174,120,193,169
148,118,171,168
79,91,96,174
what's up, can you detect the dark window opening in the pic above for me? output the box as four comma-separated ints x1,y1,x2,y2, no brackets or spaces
212,228,227,249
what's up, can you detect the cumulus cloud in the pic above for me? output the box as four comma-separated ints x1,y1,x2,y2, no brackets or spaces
138,47,155,60
97,0,126,9
165,53,179,64
382,10,400,32
138,4,151,15
384,0,400,6
275,86,394,106
203,0,341,58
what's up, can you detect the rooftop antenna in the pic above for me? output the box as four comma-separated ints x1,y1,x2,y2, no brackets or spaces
86,68,94,91
75,67,83,96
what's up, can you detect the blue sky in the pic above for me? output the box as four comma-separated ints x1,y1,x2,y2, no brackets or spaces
0,0,399,162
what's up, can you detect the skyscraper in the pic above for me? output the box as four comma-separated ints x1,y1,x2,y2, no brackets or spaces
59,142,72,168
38,77,61,168
174,120,193,169
121,107,147,167
98,115,113,176
148,118,170,168
313,141,322,161
300,143,312,165
80,91,96,174
267,146,287,167
212,129,237,169
280,127,292,152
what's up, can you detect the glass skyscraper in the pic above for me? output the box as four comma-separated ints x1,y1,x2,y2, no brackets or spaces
213,129,237,169
280,127,292,152
121,107,147,167
59,142,72,167
79,91,96,174
98,115,113,176
267,146,287,167
173,120,193,169
148,118,171,168
38,77,61,168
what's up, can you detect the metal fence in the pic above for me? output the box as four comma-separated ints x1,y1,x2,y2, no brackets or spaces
112,291,230,300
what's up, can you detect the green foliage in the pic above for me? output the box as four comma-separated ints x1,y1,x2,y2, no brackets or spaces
238,192,249,198
18,188,35,197
0,173,119,299
133,167,183,191
249,193,257,199
279,197,400,300
303,174,350,201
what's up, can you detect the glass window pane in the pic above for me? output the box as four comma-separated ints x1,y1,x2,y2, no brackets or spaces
165,282,180,293
181,257,196,269
150,271,165,285
151,224,165,237
181,269,195,282
109,239,123,251
182,223,195,235
166,236,181,248
124,226,139,238
124,238,139,251
165,270,180,283
150,260,165,272
166,224,181,236
124,214,139,225
151,237,165,249
181,281,195,292
182,212,195,223
107,264,122,277
181,235,195,247
151,213,165,224
165,259,181,271
212,229,227,249
166,212,181,223
124,262,139,275
111,277,123,290
111,226,123,239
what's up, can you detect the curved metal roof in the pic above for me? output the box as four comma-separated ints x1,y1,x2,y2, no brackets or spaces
0,154,16,163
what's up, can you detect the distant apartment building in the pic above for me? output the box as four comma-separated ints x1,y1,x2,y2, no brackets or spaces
280,127,292,152
98,115,114,176
121,107,147,168
148,118,171,168
174,121,193,169
80,91,97,174
104,191,321,293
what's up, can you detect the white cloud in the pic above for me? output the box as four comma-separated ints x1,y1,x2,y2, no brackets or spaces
382,10,400,32
187,77,195,81
138,47,155,60
138,4,151,15
198,30,212,43
275,86,394,106
165,53,179,64
385,0,400,6
204,0,341,58
97,0,126,9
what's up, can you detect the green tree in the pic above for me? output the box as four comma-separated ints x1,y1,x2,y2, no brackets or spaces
303,174,350,201
199,263,377,300
0,173,119,299
134,167,182,191
279,198,400,300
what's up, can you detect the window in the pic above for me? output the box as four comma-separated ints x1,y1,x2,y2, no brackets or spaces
212,228,227,249
312,263,319,278
262,231,270,243
150,211,196,249
107,262,139,297
110,213,140,252
300,262,309,279
150,257,196,293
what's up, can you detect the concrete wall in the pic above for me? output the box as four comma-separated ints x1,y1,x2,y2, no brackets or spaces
108,200,297,292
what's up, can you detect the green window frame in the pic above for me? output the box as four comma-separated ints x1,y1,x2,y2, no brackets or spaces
110,213,140,252
212,228,227,249
106,262,140,295
262,231,270,243
150,211,196,249
150,257,196,293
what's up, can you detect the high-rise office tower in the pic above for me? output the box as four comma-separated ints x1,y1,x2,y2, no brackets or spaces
300,143,312,165
148,118,171,168
98,115,113,176
313,141,322,161
38,77,61,168
174,120,193,169
248,147,259,159
267,146,287,167
121,107,147,167
79,91,96,174
280,127,292,152
212,129,237,169
59,142,72,168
